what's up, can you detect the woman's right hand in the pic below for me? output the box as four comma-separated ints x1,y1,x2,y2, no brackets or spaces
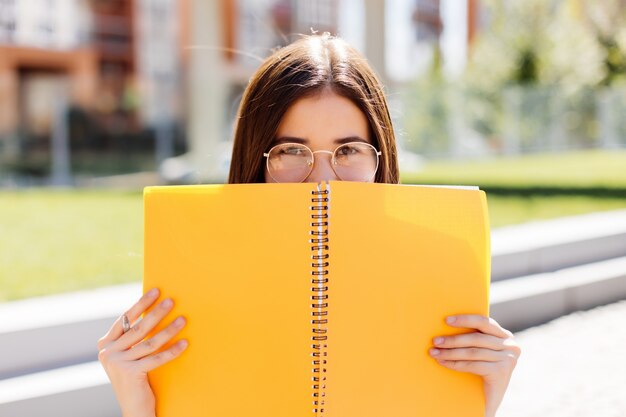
97,288,188,417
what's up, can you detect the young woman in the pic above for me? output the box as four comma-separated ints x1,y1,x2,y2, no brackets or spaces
98,33,520,417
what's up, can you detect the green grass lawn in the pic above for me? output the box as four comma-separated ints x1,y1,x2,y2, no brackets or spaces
486,195,626,227
401,149,626,191
2,149,626,301
0,190,143,302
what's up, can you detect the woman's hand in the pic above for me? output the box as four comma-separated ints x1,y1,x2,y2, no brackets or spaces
429,315,521,417
97,288,188,417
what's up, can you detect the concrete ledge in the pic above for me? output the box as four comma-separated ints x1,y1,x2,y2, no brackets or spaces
491,209,626,281
0,361,120,417
0,283,141,379
490,256,626,332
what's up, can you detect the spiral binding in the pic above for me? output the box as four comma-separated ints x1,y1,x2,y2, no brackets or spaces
310,183,330,415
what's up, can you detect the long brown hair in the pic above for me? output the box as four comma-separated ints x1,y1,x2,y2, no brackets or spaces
228,33,399,184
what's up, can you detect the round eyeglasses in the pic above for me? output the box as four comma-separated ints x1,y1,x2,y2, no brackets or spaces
263,142,381,183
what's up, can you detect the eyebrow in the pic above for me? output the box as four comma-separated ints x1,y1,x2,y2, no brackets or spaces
274,136,370,145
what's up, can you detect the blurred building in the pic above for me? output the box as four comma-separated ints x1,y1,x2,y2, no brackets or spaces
0,0,345,182
0,2,115,149
0,0,188,180
0,0,94,165
0,0,486,182
383,0,483,82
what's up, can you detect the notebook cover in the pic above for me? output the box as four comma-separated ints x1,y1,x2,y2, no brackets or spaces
324,181,489,416
143,181,490,417
144,183,316,416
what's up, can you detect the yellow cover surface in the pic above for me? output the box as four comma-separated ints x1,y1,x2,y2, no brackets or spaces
143,181,490,417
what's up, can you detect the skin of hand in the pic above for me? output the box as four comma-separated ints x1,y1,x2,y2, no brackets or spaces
97,288,188,417
429,315,521,417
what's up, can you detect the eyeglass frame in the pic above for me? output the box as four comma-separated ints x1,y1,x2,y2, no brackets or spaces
262,141,382,183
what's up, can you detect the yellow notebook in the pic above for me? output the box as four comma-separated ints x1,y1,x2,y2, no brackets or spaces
143,181,490,417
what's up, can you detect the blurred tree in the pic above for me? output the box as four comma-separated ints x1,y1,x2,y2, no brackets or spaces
581,0,626,86
460,0,608,149
402,0,626,156
402,47,450,157
514,49,539,85
463,0,626,90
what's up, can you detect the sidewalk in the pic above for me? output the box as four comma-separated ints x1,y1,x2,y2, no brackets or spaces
498,300,626,417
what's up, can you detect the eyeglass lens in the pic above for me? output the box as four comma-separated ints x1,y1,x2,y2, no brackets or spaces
266,142,379,183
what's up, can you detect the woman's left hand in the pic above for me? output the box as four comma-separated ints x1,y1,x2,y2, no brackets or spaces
428,314,521,417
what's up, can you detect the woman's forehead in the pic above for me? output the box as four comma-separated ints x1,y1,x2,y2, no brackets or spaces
275,91,371,147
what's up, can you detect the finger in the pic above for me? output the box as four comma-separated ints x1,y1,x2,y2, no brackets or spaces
429,347,509,362
98,288,160,348
113,297,175,351
123,316,186,361
445,315,512,339
433,333,507,351
138,339,189,373
435,359,497,376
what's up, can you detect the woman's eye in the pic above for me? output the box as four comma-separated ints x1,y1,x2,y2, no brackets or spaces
338,146,358,156
279,146,305,156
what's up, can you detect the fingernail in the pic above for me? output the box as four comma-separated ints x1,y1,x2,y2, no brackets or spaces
446,316,456,324
147,288,159,297
429,348,440,356
161,298,173,308
434,337,444,345
175,317,186,326
179,339,189,349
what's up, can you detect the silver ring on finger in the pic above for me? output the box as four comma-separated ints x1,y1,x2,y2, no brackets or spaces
122,314,131,333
